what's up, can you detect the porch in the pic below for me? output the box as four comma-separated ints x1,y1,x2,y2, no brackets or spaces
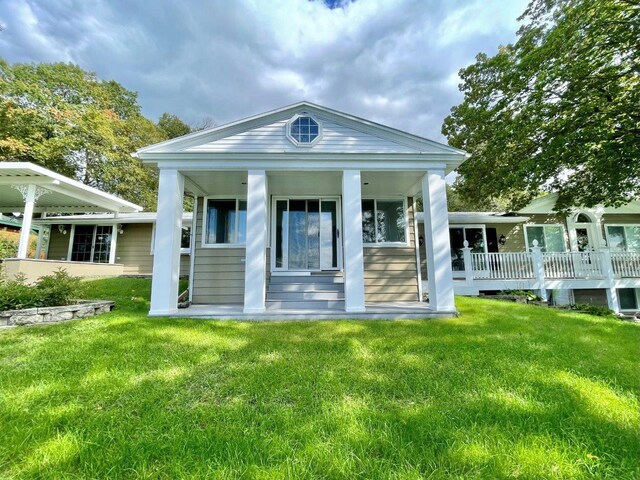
451,245,640,312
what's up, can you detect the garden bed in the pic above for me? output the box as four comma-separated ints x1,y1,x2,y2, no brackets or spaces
0,300,114,326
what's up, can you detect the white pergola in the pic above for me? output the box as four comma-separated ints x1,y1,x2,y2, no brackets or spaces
0,162,142,259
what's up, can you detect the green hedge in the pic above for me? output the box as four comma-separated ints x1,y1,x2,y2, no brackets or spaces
0,270,84,312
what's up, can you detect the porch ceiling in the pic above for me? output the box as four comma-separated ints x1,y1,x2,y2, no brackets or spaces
180,170,425,197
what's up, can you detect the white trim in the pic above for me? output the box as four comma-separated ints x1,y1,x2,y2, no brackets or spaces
524,224,568,252
188,196,198,303
362,197,410,247
108,226,118,264
200,196,247,248
412,197,423,302
67,224,75,261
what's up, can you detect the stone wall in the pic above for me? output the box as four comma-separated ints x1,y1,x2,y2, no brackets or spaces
0,301,114,326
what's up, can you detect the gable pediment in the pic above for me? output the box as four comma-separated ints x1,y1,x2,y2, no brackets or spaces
137,102,467,157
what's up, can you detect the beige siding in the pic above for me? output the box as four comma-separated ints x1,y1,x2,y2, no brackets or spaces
192,197,246,304
46,223,189,276
364,197,419,302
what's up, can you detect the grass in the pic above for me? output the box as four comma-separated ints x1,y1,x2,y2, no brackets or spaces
0,278,639,479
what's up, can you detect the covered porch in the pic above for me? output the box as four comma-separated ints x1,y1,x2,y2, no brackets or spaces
0,162,142,281
149,168,457,318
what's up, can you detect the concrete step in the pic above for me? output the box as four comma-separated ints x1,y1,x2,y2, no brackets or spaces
266,291,344,301
266,300,345,310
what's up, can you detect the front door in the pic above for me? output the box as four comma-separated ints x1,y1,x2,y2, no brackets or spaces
272,197,341,272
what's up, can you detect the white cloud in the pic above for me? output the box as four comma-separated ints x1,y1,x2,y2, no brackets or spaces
0,0,528,141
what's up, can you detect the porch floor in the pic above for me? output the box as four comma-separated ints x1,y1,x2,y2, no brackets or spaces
163,302,456,321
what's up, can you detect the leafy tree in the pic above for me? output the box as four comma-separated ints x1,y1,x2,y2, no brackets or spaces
443,0,640,212
158,113,191,139
0,59,188,210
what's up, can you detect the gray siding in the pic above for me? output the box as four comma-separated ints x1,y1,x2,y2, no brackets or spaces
192,197,246,304
364,197,419,302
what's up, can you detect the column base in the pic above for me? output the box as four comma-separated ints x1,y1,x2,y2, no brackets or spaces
148,308,179,317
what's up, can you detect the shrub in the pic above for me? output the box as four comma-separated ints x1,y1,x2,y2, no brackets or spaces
503,290,543,302
0,230,19,259
0,270,83,312
571,303,616,317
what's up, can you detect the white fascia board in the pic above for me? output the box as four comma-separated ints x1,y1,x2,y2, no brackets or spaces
36,212,193,225
135,101,469,157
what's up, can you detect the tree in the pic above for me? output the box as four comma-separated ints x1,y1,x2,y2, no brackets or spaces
0,59,188,210
442,0,640,212
158,113,191,139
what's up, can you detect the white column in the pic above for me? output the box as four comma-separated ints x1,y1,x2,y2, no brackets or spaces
108,225,118,264
342,170,366,312
150,169,184,315
601,247,620,314
422,170,455,312
17,184,37,259
244,170,268,313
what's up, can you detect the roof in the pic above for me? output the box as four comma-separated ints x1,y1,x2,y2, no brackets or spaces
416,212,531,224
0,162,142,213
35,212,192,225
134,101,469,173
518,193,640,215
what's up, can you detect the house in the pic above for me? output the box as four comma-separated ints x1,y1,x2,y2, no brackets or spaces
134,101,468,318
416,194,640,313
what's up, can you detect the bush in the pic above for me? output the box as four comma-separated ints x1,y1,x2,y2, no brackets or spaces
0,270,83,312
0,231,19,259
503,290,544,302
571,303,616,317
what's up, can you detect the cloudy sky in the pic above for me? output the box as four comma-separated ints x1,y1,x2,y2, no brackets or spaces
0,0,528,142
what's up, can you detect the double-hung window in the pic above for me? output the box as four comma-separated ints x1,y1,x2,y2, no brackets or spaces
203,198,247,246
361,199,407,245
606,225,640,252
524,225,566,252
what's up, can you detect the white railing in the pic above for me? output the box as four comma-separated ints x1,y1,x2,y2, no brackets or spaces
471,252,535,279
611,252,640,278
542,251,604,279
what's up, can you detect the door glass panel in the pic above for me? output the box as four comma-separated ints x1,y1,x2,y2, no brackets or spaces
93,226,112,263
288,200,307,269
464,228,485,253
307,200,320,270
575,227,590,252
275,200,287,268
71,225,94,262
237,201,247,244
449,228,465,271
321,201,338,269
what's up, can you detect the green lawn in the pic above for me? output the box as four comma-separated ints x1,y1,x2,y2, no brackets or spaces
1,278,639,479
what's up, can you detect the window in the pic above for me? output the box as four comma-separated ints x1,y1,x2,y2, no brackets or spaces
606,225,640,252
150,225,192,254
449,226,487,272
70,225,112,263
361,199,406,244
204,198,247,245
525,225,566,252
287,115,321,145
618,288,639,310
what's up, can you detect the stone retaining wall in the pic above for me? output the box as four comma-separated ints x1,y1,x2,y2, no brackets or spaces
0,301,115,326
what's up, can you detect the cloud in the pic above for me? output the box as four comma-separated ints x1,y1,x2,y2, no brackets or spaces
0,0,527,141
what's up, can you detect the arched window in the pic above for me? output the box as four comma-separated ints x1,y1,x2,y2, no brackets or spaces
576,213,592,223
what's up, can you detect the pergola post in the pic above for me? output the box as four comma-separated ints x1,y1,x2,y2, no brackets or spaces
17,184,37,259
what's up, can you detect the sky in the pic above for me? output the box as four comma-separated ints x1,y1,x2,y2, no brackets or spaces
0,0,529,142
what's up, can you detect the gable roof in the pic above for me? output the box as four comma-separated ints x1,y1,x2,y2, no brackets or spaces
135,101,468,158
518,193,640,215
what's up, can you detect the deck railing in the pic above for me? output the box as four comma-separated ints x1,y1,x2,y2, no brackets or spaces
611,252,640,278
542,251,604,279
471,252,535,280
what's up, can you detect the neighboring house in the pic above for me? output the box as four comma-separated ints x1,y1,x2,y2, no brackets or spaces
417,195,640,313
35,213,192,277
134,101,468,318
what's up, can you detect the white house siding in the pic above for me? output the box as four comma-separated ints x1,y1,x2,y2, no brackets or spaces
183,115,422,154
364,197,419,302
191,198,246,304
